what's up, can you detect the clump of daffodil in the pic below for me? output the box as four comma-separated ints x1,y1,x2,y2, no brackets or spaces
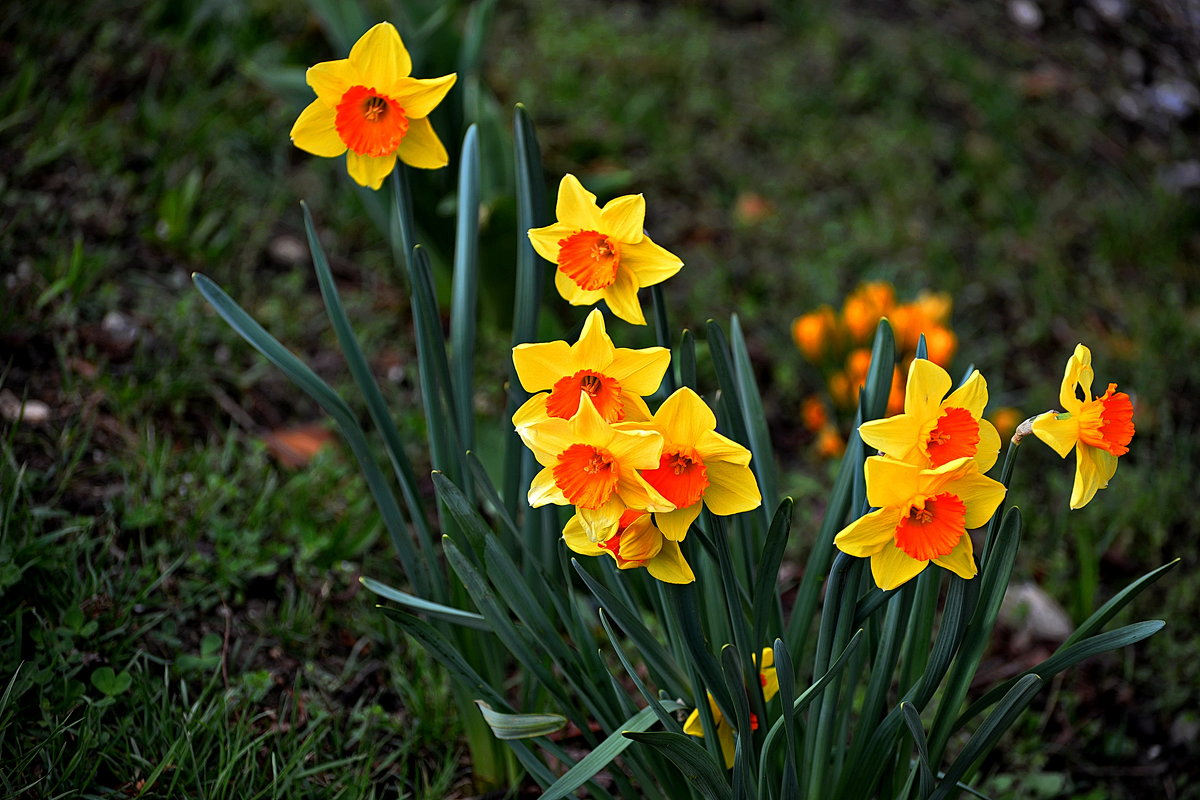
517,393,674,542
684,648,779,768
1031,344,1135,509
625,387,762,542
562,510,694,584
511,309,667,427
834,456,1006,590
290,22,457,189
528,175,684,326
859,358,1001,472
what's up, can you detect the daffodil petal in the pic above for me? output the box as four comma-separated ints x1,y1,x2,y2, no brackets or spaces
579,500,624,541
616,471,676,514
397,116,448,169
932,532,977,580
949,469,1007,529
646,539,695,584
512,340,574,392
1060,344,1093,411
1070,444,1117,510
718,720,736,770
905,359,953,421
290,99,347,157
389,73,456,119
858,415,922,463
516,417,575,467
870,544,928,590
621,235,684,287
606,427,665,470
683,707,705,737
603,266,646,325
599,193,646,243
863,456,921,510
348,22,411,87
622,394,653,422
701,461,762,516
696,430,752,467
943,370,989,418
834,507,897,557
654,387,717,444
528,222,575,265
511,393,550,430
604,346,670,397
556,174,602,230
1031,412,1079,458
346,151,397,189
973,418,1002,473
554,267,605,307
306,58,358,106
562,515,606,555
654,503,702,542
572,309,616,367
528,467,566,507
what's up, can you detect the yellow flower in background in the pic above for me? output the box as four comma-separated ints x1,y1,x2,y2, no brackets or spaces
684,648,778,768
290,22,457,189
1031,344,1134,510
834,456,1006,590
562,510,694,584
511,309,667,427
630,387,762,542
528,175,684,325
859,359,1001,472
517,394,673,541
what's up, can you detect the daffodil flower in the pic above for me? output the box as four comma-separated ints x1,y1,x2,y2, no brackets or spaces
562,510,693,583
859,359,1001,472
511,309,668,427
683,648,779,769
517,393,674,541
834,456,1006,590
627,387,762,542
290,22,457,189
1031,344,1134,510
528,175,684,325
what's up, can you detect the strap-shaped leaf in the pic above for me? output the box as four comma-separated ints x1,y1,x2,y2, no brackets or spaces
598,609,682,735
1062,558,1178,648
474,701,565,740
540,699,686,800
772,639,800,800
651,285,678,393
623,731,733,800
730,314,777,522
361,576,487,630
752,499,793,652
901,702,934,800
450,125,481,452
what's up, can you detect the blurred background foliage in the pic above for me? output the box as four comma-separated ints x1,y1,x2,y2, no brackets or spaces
1,0,1198,796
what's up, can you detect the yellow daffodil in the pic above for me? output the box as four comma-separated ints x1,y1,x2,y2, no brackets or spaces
290,22,457,189
511,309,667,428
628,387,762,542
858,359,1001,472
1031,344,1134,509
562,510,694,584
684,648,778,768
528,175,684,325
834,456,1006,590
517,394,674,541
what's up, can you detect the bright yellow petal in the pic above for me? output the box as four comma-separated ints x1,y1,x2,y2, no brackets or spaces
942,370,989,418
654,502,703,542
512,393,551,429
345,151,396,189
622,394,654,423
718,719,736,770
1031,412,1079,459
701,462,762,516
615,471,675,514
388,73,456,119
290,99,346,157
512,340,574,392
305,58,358,106
858,414,923,464
834,507,897,558
621,235,684,287
932,532,977,580
653,387,716,445
948,469,1007,529
905,359,953,421
599,193,646,243
646,539,695,583
348,21,411,86
579,500,624,541
570,393,616,447
396,116,448,169
1070,444,1118,510
516,417,574,467
973,418,1002,473
562,515,606,556
863,456,920,510
617,515,663,561
603,267,645,325
572,309,616,367
696,430,752,467
604,347,671,398
554,267,605,307
1060,344,1093,411
528,222,576,265
556,174,602,230
684,707,705,737
870,544,928,590
528,467,566,507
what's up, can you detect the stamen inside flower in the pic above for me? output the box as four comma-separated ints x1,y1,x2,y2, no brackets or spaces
554,444,619,509
893,492,966,561
641,447,709,509
557,231,621,291
546,370,624,421
924,406,981,467
335,85,408,157
1077,383,1135,456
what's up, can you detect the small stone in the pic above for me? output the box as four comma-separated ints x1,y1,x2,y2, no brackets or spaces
101,311,140,346
0,390,51,424
1000,582,1074,645
269,235,308,266
1090,0,1128,21
1009,0,1043,29
1150,79,1198,118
